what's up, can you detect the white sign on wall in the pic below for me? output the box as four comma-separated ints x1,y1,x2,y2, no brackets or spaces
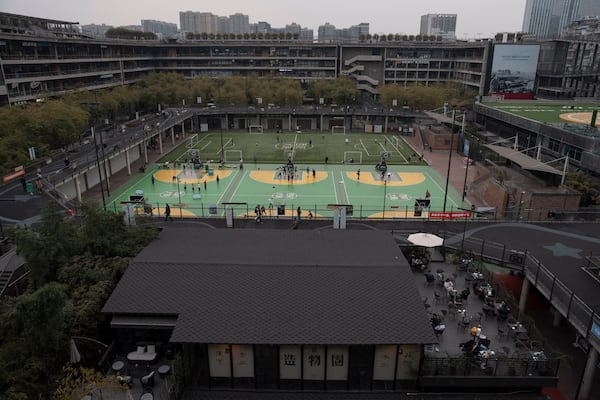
396,344,421,380
208,344,231,377
280,345,301,380
373,345,396,380
303,346,325,380
326,346,348,381
232,345,254,377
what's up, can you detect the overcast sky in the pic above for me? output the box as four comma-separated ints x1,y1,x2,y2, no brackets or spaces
2,0,526,38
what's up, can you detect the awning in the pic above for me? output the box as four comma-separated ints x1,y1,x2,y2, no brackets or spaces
110,315,178,329
484,144,563,176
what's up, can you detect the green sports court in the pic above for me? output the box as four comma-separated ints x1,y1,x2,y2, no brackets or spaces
106,132,470,219
484,101,600,125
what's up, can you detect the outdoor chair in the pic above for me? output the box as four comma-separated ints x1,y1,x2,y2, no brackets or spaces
141,370,155,388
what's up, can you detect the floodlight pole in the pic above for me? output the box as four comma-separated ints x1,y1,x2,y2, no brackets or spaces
443,109,455,213
462,137,470,202
382,180,387,219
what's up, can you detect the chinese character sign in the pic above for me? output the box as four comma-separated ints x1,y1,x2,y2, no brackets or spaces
232,344,254,378
303,346,325,380
373,345,396,380
279,345,301,380
396,345,421,380
208,344,231,377
327,346,348,381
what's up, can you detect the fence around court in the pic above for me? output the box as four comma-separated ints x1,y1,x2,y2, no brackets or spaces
444,233,600,356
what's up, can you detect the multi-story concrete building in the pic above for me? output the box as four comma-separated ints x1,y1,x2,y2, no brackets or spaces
419,14,457,40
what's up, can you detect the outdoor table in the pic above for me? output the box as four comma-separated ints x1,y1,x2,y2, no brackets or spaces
158,364,171,377
140,393,153,400
111,360,124,373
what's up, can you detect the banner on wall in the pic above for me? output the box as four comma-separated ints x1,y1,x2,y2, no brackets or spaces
488,44,540,100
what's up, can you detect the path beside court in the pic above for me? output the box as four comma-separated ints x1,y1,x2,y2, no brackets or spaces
403,131,487,209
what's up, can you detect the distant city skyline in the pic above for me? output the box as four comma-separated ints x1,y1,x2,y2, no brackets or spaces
1,0,527,38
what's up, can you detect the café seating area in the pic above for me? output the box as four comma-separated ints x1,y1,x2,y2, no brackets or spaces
412,256,549,370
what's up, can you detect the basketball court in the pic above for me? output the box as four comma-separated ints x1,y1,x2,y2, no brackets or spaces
106,161,468,220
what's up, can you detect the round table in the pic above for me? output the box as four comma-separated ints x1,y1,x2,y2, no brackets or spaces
158,364,171,377
140,393,153,400
111,360,124,373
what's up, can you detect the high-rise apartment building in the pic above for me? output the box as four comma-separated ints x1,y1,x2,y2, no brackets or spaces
141,20,178,36
228,13,250,34
522,0,599,38
419,14,457,40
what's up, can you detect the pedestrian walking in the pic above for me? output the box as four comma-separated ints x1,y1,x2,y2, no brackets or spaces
309,138,312,147
216,175,220,184
312,169,316,178
325,156,329,164
164,203,173,221
20,177,26,192
357,169,360,180
151,175,155,185
204,180,207,190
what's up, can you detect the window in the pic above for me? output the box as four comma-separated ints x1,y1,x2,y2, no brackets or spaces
548,138,561,153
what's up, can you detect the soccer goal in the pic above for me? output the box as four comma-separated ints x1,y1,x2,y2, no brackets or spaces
248,125,264,134
390,136,403,148
331,125,346,135
343,151,363,164
224,150,243,163
186,133,199,149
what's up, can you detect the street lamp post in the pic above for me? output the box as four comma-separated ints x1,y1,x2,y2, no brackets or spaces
176,178,183,218
91,127,106,210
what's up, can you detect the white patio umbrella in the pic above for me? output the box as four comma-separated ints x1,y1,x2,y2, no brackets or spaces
407,232,444,248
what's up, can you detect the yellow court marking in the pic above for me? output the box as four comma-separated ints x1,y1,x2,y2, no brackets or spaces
250,170,328,185
346,171,425,186
153,206,197,218
154,169,232,184
368,210,422,219
559,112,599,127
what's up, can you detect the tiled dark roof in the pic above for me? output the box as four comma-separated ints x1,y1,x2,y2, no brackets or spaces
103,227,436,345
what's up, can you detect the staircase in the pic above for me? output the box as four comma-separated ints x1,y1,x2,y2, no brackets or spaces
0,247,25,298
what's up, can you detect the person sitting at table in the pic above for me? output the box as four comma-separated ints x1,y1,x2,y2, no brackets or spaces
497,303,510,321
424,270,435,284
430,314,446,335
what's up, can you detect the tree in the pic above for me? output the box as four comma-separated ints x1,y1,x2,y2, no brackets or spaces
564,171,599,206
12,203,79,289
54,365,122,400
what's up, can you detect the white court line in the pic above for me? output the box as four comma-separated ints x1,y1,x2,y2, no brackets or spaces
216,168,244,206
332,171,339,204
217,138,233,154
384,135,407,162
341,171,350,204
199,141,211,151
359,139,372,156
291,133,298,160
424,170,458,209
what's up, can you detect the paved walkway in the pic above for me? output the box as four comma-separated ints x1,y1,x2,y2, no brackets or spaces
403,132,488,209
